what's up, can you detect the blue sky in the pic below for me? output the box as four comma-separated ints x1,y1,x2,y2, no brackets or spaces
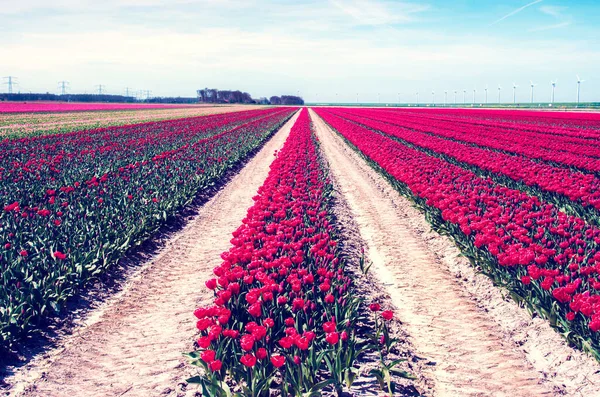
1,0,598,103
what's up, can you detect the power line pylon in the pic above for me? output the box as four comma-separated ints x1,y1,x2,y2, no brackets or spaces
58,81,70,95
3,76,18,94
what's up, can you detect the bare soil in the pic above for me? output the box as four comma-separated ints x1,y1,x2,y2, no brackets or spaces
322,150,432,396
2,112,299,397
309,109,600,397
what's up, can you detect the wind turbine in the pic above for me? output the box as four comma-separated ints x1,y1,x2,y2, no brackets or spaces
463,89,466,104
454,90,457,104
577,75,585,105
444,90,448,106
472,88,476,105
550,80,557,103
431,90,435,106
498,85,502,103
512,83,518,104
530,80,536,104
416,91,419,104
484,85,488,104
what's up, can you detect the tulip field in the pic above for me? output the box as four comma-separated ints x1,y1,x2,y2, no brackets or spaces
0,105,254,139
314,107,600,359
0,107,295,347
6,103,600,396
0,102,202,113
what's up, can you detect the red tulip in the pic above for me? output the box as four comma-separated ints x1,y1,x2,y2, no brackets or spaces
240,334,255,351
240,354,256,367
201,349,216,363
209,360,222,371
323,321,336,333
325,332,339,345
278,336,293,349
340,331,348,341
197,336,211,348
205,279,217,290
270,355,285,368
256,348,267,360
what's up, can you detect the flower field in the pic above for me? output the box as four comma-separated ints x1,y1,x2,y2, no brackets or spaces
314,107,600,359
0,105,256,139
0,102,203,114
0,107,295,348
324,108,600,222
399,107,600,129
6,103,600,396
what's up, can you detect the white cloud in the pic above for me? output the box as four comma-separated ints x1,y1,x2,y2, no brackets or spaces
2,26,598,95
329,0,428,26
539,5,563,18
529,21,570,32
530,5,571,31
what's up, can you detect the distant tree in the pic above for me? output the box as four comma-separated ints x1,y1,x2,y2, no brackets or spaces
217,90,232,102
231,90,243,103
280,95,304,105
241,92,253,103
207,89,218,103
195,87,308,105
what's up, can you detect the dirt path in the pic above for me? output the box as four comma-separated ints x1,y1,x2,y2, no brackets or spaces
4,111,299,397
310,109,600,397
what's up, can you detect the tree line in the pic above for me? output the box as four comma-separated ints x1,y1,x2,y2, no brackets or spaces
197,88,304,105
268,95,304,105
197,89,253,104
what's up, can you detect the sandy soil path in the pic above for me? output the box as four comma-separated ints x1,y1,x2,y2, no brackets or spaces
4,111,299,397
310,109,567,397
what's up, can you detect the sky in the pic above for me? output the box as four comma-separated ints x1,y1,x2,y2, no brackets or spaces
1,0,599,103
